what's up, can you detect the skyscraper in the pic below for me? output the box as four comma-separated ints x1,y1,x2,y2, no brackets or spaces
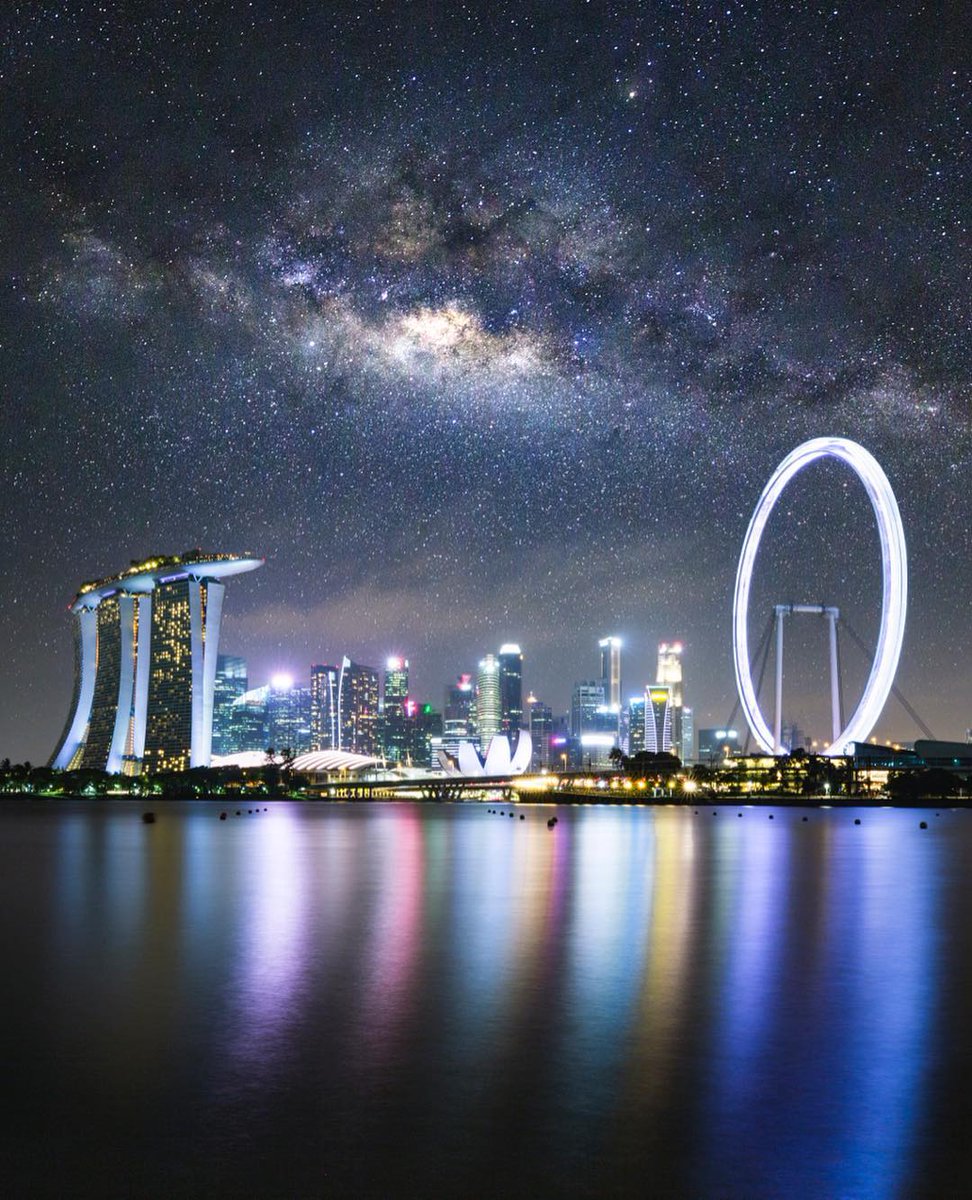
267,676,312,753
627,695,647,755
340,659,380,755
51,551,262,773
213,655,247,755
645,686,673,754
310,663,341,750
657,641,686,760
442,674,475,758
498,643,524,742
599,636,622,710
380,656,410,762
476,655,501,751
527,693,553,770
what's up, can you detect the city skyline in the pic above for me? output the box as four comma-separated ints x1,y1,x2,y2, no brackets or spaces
1,3,967,763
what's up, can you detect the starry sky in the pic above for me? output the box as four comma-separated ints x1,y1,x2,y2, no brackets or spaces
0,1,968,762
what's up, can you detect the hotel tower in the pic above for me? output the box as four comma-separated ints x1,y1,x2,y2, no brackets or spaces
51,551,263,773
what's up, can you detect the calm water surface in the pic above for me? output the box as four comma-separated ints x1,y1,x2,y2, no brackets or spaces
1,800,970,1198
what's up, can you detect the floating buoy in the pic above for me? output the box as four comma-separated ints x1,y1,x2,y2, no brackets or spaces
920,821,928,829
854,818,861,825
802,816,808,822
141,812,156,825
520,814,525,820
737,812,743,818
769,814,774,819
547,817,557,829
219,812,227,821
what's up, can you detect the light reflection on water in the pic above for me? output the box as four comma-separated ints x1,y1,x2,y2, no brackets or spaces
0,801,965,1196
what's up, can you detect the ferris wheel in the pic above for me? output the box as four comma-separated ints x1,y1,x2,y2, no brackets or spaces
732,438,908,756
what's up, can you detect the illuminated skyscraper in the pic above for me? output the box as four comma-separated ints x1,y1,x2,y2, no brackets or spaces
340,659,380,755
498,643,524,742
442,674,474,758
599,636,622,710
627,695,646,755
476,655,501,751
645,686,673,754
213,655,247,755
267,676,312,753
380,656,409,762
527,694,553,769
657,641,686,760
310,664,341,750
51,551,262,773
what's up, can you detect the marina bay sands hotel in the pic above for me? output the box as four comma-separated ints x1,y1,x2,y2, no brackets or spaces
51,551,263,774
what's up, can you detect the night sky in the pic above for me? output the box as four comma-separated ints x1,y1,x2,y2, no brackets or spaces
1,2,967,763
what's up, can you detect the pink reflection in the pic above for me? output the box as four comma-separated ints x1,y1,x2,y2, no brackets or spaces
354,807,424,1075
228,807,312,1078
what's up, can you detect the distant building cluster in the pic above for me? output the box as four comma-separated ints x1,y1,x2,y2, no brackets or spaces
50,552,698,775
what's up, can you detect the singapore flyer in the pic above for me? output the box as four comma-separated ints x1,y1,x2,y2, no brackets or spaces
732,437,908,756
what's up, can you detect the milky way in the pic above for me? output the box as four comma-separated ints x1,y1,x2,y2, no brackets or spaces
0,2,967,759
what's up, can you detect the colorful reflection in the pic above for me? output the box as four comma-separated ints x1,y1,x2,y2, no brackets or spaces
14,800,952,1196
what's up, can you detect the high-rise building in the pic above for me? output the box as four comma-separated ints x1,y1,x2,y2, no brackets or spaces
380,656,410,762
340,659,380,755
527,694,553,770
627,695,646,755
213,655,247,755
267,675,312,753
681,706,695,764
476,655,501,751
646,686,673,754
599,636,622,710
571,681,605,739
657,641,686,760
310,663,341,750
571,680,618,769
498,644,524,742
442,674,475,758
228,684,270,753
309,658,378,754
51,551,262,773
697,728,740,765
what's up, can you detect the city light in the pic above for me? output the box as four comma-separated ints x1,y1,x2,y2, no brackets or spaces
270,673,294,691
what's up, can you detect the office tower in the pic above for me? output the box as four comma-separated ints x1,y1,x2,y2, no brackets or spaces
340,660,380,755
657,641,685,760
407,703,443,769
528,694,553,770
571,680,617,769
267,676,312,753
570,681,605,739
681,706,695,764
310,663,341,750
213,655,247,755
380,656,410,762
599,636,622,710
477,655,501,751
442,674,475,758
697,728,740,765
51,551,262,773
228,684,270,753
645,686,673,754
627,695,647,755
498,644,524,742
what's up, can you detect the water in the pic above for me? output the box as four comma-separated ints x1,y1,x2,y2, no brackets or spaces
1,800,970,1198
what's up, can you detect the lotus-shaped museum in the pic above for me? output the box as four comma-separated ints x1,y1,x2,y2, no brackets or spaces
437,732,532,777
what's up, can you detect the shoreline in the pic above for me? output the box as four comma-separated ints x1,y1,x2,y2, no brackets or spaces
1,792,968,809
